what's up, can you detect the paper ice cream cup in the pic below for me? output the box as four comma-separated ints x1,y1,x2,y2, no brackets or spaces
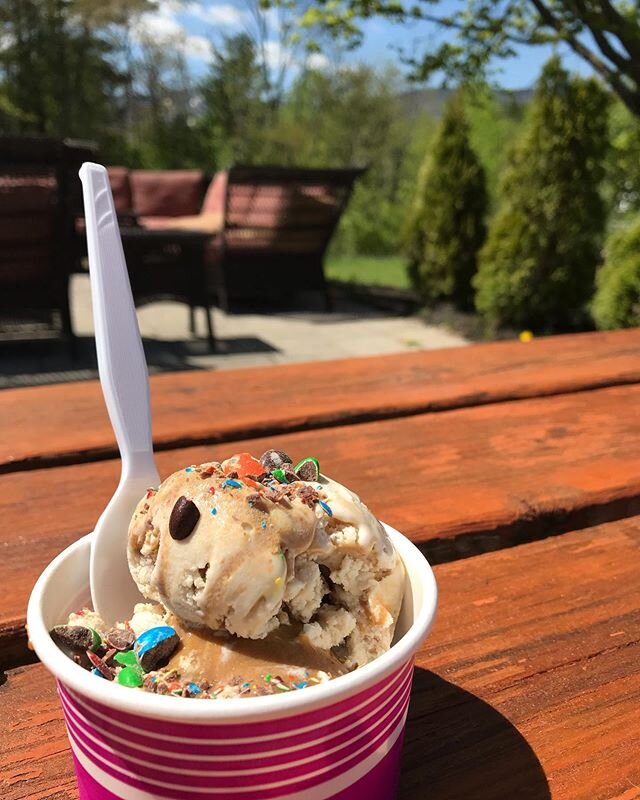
27,523,437,800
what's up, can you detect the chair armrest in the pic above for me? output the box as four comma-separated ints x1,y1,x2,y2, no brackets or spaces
117,211,139,227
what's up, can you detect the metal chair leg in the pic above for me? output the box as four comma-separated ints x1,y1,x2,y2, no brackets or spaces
61,281,77,359
189,305,196,336
205,305,216,352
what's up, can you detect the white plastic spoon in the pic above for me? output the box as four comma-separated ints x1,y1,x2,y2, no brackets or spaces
80,162,160,624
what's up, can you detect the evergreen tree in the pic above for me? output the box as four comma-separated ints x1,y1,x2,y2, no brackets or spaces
474,58,610,331
406,97,487,309
200,34,271,167
592,214,640,330
0,0,149,157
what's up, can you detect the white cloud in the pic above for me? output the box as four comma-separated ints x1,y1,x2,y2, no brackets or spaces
184,34,212,59
307,52,330,70
263,40,294,70
132,1,212,61
184,2,247,27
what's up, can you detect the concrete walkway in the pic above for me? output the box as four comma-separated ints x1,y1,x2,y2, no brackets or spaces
0,275,467,388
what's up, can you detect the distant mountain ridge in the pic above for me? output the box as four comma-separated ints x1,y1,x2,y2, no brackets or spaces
399,87,534,118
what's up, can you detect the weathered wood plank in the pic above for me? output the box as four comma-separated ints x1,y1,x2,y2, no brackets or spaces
3,383,640,664
3,329,640,472
401,516,640,798
4,518,640,799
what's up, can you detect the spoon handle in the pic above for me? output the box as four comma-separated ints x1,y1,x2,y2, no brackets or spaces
79,163,158,483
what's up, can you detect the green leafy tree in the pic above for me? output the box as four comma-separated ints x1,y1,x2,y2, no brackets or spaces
605,99,640,220
128,35,210,169
199,34,272,167
463,87,524,210
297,0,640,118
0,0,149,155
406,97,487,308
259,65,437,255
474,58,610,331
592,214,640,329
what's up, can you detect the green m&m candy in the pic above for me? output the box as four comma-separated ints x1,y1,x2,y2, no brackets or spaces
117,666,143,688
114,650,139,667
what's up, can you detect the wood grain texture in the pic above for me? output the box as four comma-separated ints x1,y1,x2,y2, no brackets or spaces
4,518,640,799
4,383,640,663
3,329,640,472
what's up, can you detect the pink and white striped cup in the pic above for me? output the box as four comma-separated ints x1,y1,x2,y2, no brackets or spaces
27,524,437,800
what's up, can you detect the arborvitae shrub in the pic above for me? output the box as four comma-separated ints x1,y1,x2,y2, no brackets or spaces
406,97,487,309
592,214,640,329
474,58,610,331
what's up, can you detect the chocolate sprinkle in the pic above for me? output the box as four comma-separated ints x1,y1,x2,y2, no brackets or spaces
169,496,200,540
247,492,270,511
298,485,320,508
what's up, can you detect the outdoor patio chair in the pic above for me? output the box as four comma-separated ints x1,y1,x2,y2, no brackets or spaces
0,135,96,349
207,164,367,311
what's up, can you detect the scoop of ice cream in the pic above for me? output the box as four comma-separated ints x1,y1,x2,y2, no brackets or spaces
128,452,404,669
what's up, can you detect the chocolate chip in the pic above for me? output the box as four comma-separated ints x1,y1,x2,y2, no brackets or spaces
283,467,298,483
169,496,200,540
260,449,292,472
106,627,135,651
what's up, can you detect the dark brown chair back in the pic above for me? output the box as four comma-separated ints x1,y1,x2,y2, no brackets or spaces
223,165,365,255
213,164,366,309
0,135,96,341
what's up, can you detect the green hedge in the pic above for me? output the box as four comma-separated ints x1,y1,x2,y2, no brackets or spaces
592,215,640,329
406,97,487,309
474,58,609,331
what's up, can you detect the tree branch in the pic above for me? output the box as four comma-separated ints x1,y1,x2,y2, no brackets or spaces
570,0,632,74
597,0,640,62
400,8,548,46
528,0,640,115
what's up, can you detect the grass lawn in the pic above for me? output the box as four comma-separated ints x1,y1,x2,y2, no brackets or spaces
326,256,410,290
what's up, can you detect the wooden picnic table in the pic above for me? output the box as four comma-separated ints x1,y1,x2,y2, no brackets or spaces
3,328,640,799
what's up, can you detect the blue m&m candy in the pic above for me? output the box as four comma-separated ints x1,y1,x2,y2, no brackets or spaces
134,626,180,672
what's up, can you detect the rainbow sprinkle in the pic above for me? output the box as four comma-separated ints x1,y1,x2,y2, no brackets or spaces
223,479,242,489
261,520,267,529
211,508,217,516
319,500,333,516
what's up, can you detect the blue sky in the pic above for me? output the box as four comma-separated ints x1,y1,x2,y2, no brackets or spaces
140,0,592,89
